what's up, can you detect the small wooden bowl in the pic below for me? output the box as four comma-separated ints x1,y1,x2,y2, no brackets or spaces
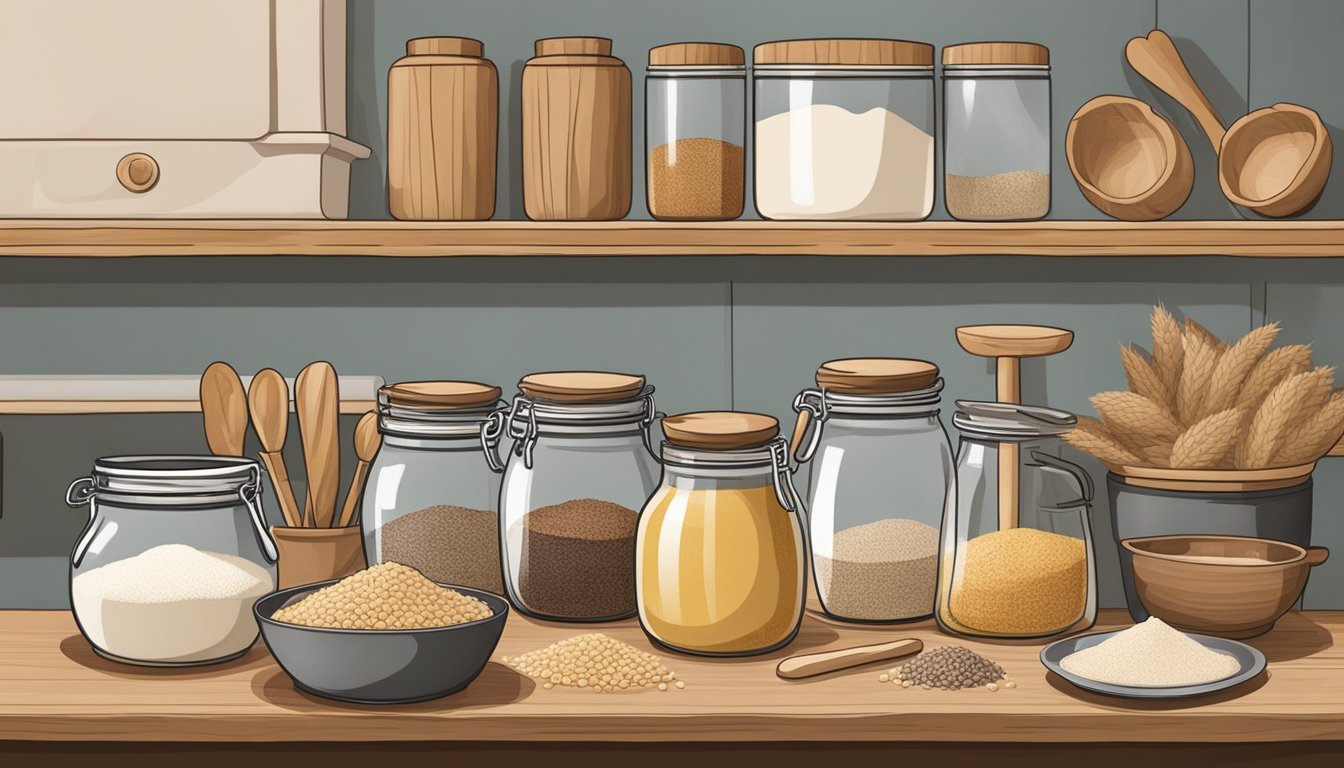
1066,95,1194,221
1219,102,1334,218
1123,534,1329,639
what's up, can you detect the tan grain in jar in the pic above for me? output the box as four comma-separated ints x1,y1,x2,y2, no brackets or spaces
387,37,498,221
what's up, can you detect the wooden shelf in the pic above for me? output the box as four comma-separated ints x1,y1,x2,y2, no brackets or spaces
0,399,376,415
1,607,1340,746
2,219,1344,257
0,375,382,415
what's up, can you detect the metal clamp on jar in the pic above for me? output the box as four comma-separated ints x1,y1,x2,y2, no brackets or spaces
64,456,278,666
791,359,953,623
636,412,806,656
362,381,508,594
499,371,661,621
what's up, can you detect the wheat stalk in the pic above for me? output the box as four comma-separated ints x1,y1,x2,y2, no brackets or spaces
1276,391,1344,466
1064,417,1143,465
1236,344,1312,412
1170,409,1246,469
1237,366,1335,468
1121,345,1175,414
1092,391,1184,442
1184,316,1229,353
1177,334,1220,426
1202,324,1278,418
1139,440,1176,467
1151,306,1184,401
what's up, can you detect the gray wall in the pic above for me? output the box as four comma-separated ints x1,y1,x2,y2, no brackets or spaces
2,0,1343,610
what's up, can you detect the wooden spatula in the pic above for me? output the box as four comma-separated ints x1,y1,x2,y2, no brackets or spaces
336,411,381,528
200,362,248,457
776,638,923,680
295,361,340,528
246,368,303,528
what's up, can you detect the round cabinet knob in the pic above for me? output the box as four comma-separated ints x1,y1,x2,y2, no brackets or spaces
116,153,159,193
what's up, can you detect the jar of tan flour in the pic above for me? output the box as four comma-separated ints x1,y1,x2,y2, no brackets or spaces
753,38,935,220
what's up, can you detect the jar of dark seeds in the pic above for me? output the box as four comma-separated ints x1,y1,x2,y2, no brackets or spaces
362,381,508,594
500,371,660,622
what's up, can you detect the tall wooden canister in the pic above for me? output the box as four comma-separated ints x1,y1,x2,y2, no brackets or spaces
387,36,498,220
522,37,632,220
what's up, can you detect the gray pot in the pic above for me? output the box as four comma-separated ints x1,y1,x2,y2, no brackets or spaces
1109,474,1313,622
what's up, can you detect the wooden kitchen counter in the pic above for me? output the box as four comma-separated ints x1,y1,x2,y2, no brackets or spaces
1,608,1341,764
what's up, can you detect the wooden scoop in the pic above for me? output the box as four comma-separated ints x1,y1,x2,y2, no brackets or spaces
336,411,381,528
1067,95,1193,220
200,362,248,457
776,638,923,680
1127,29,1333,217
296,362,341,528
247,368,303,528
956,325,1074,531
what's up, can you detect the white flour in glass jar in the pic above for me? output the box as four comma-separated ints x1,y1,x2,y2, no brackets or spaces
756,104,933,220
72,543,273,664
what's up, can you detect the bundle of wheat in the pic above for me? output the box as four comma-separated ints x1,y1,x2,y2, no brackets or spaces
1065,306,1344,470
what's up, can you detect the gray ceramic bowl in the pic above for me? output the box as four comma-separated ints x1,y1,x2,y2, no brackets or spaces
255,580,508,704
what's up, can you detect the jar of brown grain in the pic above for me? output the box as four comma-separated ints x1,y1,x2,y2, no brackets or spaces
387,37,498,220
645,42,746,220
522,37,632,220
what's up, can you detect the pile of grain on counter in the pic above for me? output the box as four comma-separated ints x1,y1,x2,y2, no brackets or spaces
880,646,1013,691
517,498,637,618
270,562,493,630
71,543,273,663
380,504,504,593
947,527,1087,635
504,633,686,692
1061,617,1240,686
814,518,939,619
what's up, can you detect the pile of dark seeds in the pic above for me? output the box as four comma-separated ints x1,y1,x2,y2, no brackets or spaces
888,646,1007,691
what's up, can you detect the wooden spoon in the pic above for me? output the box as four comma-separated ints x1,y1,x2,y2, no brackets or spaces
336,411,381,529
1066,95,1193,220
200,362,248,457
246,368,303,529
295,362,341,528
776,638,923,680
1126,29,1333,217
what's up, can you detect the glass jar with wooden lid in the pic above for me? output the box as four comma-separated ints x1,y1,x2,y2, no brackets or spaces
646,42,746,221
753,38,935,220
791,359,953,623
362,381,508,594
499,371,660,621
637,411,806,656
943,42,1051,221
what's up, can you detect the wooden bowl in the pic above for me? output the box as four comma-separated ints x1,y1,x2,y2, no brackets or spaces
1219,102,1334,218
1123,534,1329,639
1066,95,1193,221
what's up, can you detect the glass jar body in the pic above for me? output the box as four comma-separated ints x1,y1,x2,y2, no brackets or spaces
805,411,953,622
943,68,1051,221
646,70,746,221
754,69,934,221
363,434,504,593
935,436,1098,639
636,461,805,656
500,427,659,621
65,457,277,667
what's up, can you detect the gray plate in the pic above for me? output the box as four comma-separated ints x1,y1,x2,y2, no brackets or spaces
1040,630,1266,699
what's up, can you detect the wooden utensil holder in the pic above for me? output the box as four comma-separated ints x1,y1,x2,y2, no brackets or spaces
271,526,366,590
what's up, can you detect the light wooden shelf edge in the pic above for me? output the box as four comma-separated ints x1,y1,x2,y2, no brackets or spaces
2,220,1344,257
0,399,377,415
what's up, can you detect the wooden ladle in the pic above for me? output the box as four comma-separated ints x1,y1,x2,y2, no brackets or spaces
1126,29,1333,217
1067,95,1193,220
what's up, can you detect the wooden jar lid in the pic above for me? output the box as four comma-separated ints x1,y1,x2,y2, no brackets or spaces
518,371,646,403
754,38,933,67
816,358,940,394
535,36,612,57
381,381,501,409
943,42,1049,66
649,42,745,67
406,37,484,57
663,411,780,450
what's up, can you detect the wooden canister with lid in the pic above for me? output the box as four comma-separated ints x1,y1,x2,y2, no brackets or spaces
387,37,498,221
522,37,632,220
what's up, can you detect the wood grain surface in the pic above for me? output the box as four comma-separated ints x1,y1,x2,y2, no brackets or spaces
8,220,1344,257
0,608,1339,744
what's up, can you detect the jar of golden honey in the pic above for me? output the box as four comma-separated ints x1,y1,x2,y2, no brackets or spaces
635,411,806,656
